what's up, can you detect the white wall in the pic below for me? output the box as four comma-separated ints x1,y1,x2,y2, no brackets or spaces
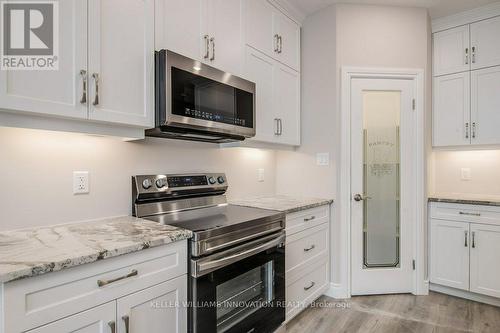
276,3,431,296
0,127,277,231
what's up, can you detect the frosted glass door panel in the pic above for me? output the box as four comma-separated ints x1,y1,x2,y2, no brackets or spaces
362,91,401,268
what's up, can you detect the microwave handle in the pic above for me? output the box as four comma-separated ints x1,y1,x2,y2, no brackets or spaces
193,233,285,277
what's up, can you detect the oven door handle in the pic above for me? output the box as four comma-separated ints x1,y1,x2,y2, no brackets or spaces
192,233,285,277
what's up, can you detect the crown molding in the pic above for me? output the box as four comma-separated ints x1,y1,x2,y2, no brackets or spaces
432,1,500,33
269,0,306,24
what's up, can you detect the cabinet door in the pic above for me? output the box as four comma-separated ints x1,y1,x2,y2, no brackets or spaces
88,0,154,127
274,11,300,71
470,16,500,70
433,25,470,76
275,63,300,146
470,66,500,145
0,0,87,120
470,223,500,298
244,0,274,57
429,219,470,290
26,302,115,333
208,0,243,75
245,47,277,143
155,0,207,61
433,72,470,147
117,276,187,333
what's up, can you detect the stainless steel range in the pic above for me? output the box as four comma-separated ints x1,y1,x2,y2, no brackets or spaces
132,173,285,333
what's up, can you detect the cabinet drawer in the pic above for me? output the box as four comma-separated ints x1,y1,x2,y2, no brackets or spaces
429,202,500,226
286,205,329,235
286,224,328,274
285,258,328,322
5,241,187,333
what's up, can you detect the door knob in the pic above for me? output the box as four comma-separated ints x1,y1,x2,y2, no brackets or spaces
353,194,363,201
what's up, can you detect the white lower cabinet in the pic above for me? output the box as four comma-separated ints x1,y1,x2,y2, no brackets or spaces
285,205,330,322
26,302,116,333
429,202,500,301
2,241,187,333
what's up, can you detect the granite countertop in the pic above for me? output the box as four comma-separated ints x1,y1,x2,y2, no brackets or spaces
429,196,500,207
0,216,192,283
230,195,333,214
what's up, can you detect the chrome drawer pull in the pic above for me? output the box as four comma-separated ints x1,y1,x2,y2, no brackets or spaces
472,231,476,249
92,73,99,106
304,244,316,252
80,70,87,104
122,315,130,333
203,35,210,59
304,281,315,291
464,230,468,247
304,216,316,222
459,212,481,217
97,269,138,287
108,321,116,333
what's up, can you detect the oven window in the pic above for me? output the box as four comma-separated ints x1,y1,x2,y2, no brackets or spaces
216,261,274,333
171,67,253,128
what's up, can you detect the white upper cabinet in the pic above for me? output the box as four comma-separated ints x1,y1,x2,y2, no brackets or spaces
0,0,88,120
429,219,470,291
470,16,500,70
156,0,243,75
470,66,500,145
88,0,154,128
207,0,243,75
469,223,500,298
244,0,300,71
155,0,206,61
275,63,300,145
433,72,470,147
433,25,470,76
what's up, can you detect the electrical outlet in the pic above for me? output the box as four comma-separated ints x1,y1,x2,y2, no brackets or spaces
316,153,330,166
258,168,265,182
73,171,89,194
461,168,471,181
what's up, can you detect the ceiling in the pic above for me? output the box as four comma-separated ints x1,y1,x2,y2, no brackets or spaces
286,0,500,18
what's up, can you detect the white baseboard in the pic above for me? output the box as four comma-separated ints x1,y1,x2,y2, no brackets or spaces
430,283,500,307
324,282,350,299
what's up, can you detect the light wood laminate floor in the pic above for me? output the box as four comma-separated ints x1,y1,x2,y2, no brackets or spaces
286,292,500,333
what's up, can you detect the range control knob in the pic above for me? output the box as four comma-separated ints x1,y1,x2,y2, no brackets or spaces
156,178,167,188
142,179,153,190
208,177,216,185
217,176,225,184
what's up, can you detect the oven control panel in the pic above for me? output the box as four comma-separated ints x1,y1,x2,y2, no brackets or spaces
133,173,228,197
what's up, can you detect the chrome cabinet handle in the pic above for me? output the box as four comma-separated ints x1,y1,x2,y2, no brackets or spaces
92,73,99,106
472,122,476,139
459,211,481,217
465,122,469,139
304,281,315,291
274,118,279,135
80,70,87,104
304,244,316,252
465,48,469,65
210,37,215,61
278,118,283,135
97,269,138,287
274,34,279,52
122,315,130,333
464,230,468,247
278,35,283,54
472,231,476,248
108,321,116,333
472,46,476,63
203,35,210,59
304,216,316,222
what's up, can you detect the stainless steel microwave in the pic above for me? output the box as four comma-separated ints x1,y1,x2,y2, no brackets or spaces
147,50,256,143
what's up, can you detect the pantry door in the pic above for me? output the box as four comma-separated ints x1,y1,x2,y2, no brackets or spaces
350,77,415,295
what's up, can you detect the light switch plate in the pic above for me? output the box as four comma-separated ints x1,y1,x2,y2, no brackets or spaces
316,153,330,166
461,168,471,181
258,168,265,182
73,171,90,194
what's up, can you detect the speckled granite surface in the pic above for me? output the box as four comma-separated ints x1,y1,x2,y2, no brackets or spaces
429,197,500,207
0,216,192,283
230,195,333,214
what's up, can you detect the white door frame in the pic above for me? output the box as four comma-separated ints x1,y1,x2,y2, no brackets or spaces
338,67,428,298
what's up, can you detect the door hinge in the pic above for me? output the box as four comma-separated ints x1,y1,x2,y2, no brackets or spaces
412,259,416,270
412,99,416,111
